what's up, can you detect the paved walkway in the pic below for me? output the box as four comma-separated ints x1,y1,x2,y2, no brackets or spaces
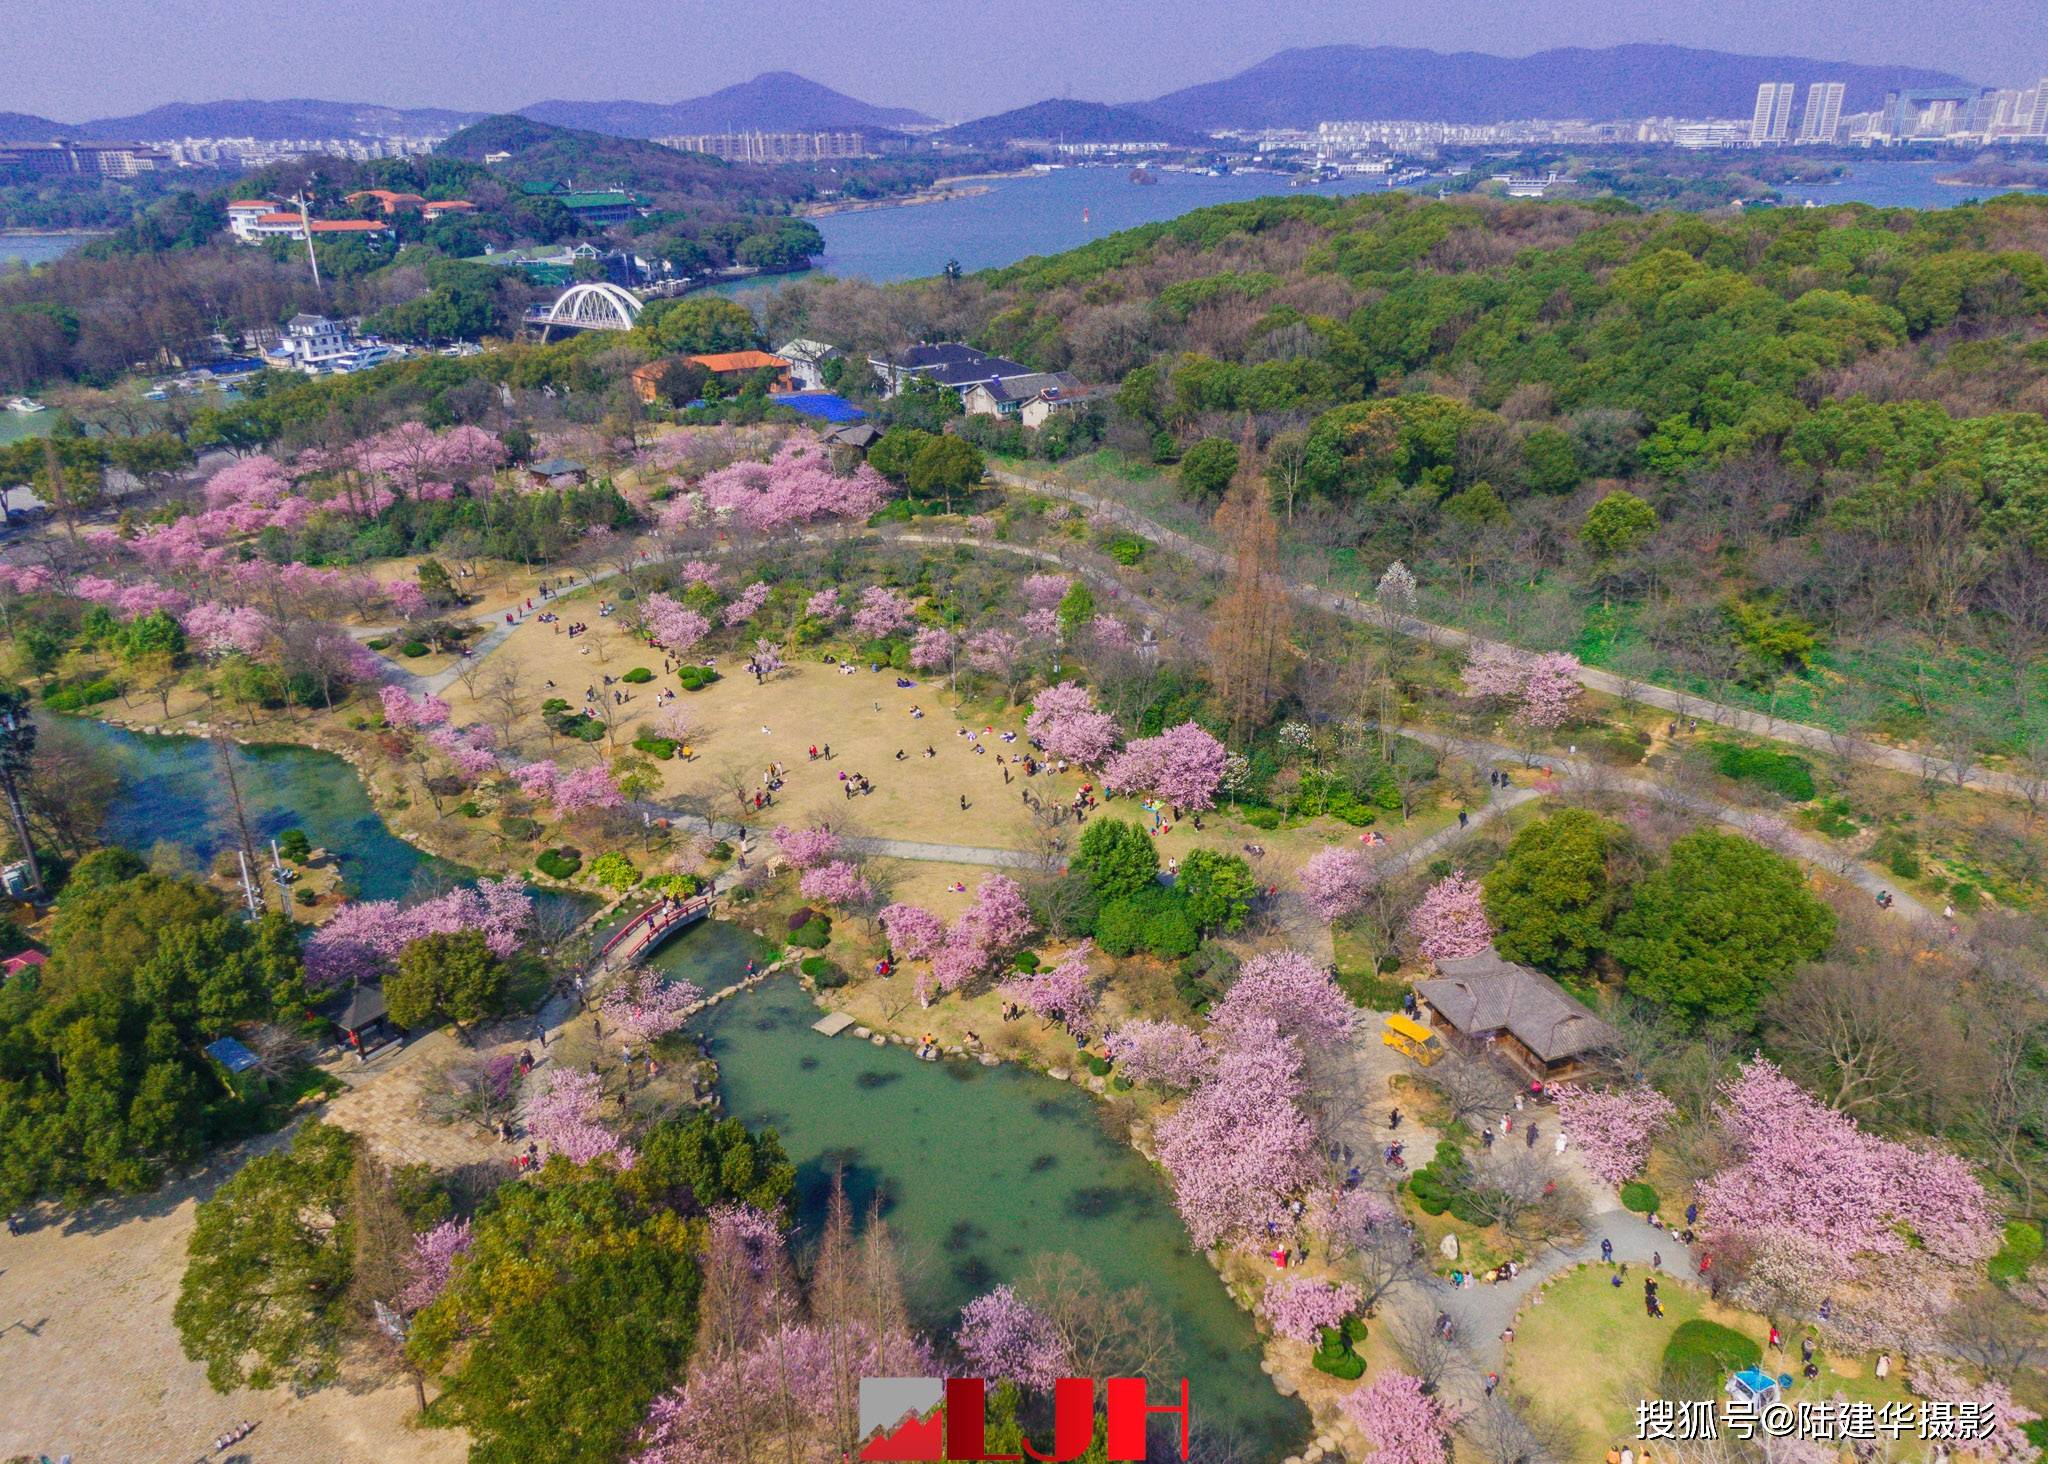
992,465,2037,806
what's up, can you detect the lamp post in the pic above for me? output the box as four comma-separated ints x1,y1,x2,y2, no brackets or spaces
0,690,43,902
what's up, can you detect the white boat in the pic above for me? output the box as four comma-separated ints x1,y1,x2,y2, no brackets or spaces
4,397,46,414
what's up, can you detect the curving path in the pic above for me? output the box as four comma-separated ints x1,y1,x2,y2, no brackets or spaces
991,465,2038,806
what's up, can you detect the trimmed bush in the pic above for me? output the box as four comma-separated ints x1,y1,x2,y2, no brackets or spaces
799,954,846,988
633,735,678,759
789,918,831,950
1109,1076,1133,1093
786,907,821,932
498,815,542,842
400,641,430,658
1012,950,1041,974
541,697,571,716
589,852,639,890
1620,1181,1661,1214
677,665,720,691
1660,1319,1761,1401
293,887,319,907
1706,741,1816,803
1084,1054,1112,1078
1311,1325,1366,1380
277,829,313,864
365,636,393,651
557,716,606,742
622,667,654,684
41,677,120,712
1106,535,1145,566
534,847,582,880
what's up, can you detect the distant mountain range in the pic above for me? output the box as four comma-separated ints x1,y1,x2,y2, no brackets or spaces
519,71,932,138
1133,44,1971,131
1,47,1980,149
937,99,1209,148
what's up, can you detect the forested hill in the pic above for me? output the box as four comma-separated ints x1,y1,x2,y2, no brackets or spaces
436,115,806,204
938,100,1209,148
519,71,933,138
1137,44,1971,130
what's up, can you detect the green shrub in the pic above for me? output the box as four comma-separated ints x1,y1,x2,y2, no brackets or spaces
790,918,831,950
1337,967,1410,1012
1085,1055,1112,1077
677,665,720,691
1012,950,1041,973
1990,1221,2044,1285
1106,535,1145,566
1408,1142,1485,1226
541,697,570,716
277,829,313,864
799,954,848,988
1311,1326,1366,1380
365,636,393,651
647,873,700,899
1660,1319,1762,1401
1706,742,1816,802
498,815,542,842
1620,1181,1660,1214
633,735,678,759
708,841,733,862
550,715,604,742
1094,896,1147,957
589,852,639,890
534,847,582,880
622,667,654,684
455,801,482,818
1242,806,1281,830
1342,1315,1368,1344
1109,1076,1133,1092
293,887,319,907
41,676,120,712
1142,901,1199,959
1951,882,1982,911
400,641,429,658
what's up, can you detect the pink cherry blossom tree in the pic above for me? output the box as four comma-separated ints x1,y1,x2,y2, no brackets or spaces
680,559,721,588
1517,651,1584,731
399,1219,473,1313
305,878,533,987
1102,722,1226,812
1026,682,1121,767
695,438,887,535
1017,607,1061,644
803,587,842,621
1088,614,1135,652
1210,949,1359,1052
428,725,500,782
1299,845,1372,926
964,628,1021,677
1308,1185,1401,1258
850,586,914,640
909,626,958,672
773,824,841,870
954,874,1035,963
525,1068,634,1168
1407,871,1493,963
878,903,947,961
181,602,270,658
552,766,625,817
643,592,711,652
599,969,706,1040
1552,1085,1677,1188
799,860,875,911
1342,1371,1457,1464
1102,1020,1213,1090
1019,573,1071,610
1259,1275,1362,1343
998,945,1098,1037
955,1285,1068,1391
722,582,771,628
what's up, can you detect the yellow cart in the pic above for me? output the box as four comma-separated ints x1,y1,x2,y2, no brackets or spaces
1381,1011,1443,1066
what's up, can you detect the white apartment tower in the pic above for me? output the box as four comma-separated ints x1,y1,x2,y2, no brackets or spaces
1751,82,1797,143
2031,79,2048,137
1799,82,1846,142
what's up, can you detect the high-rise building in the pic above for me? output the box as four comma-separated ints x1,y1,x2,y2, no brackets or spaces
1751,82,1796,143
2031,80,2048,136
1798,82,1846,143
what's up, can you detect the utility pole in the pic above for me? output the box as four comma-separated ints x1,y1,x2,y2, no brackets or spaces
213,736,268,915
292,186,322,294
0,689,43,902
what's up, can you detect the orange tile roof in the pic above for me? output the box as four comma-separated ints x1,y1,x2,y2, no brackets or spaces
228,199,278,209
422,199,474,211
686,351,789,373
309,220,390,233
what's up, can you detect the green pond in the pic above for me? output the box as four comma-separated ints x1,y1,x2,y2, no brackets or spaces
72,717,1307,1457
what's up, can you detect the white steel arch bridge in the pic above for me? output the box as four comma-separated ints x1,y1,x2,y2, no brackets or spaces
526,282,644,340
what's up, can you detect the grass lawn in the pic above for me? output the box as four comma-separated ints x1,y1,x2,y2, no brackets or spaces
1504,1265,1914,1458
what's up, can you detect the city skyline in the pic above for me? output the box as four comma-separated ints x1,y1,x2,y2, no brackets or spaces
5,0,2046,124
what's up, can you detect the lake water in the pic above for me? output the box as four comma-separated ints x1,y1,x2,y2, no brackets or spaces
0,233,87,269
63,717,1306,1453
715,157,2004,293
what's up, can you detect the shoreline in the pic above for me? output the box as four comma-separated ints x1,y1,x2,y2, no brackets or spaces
798,183,995,217
0,227,111,238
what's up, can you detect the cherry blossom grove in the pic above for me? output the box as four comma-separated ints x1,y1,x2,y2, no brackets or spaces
772,824,841,870
1208,949,1359,1053
955,1285,1068,1392
1101,721,1227,812
690,438,887,535
1101,1019,1213,1090
1298,844,1373,926
1258,1275,1361,1343
1406,871,1493,963
524,1067,634,1168
1025,682,1121,767
997,944,1099,1037
1342,1371,1456,1464
598,969,707,1041
1551,1084,1677,1187
304,877,533,988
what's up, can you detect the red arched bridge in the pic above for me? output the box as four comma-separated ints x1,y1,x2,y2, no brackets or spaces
594,893,715,971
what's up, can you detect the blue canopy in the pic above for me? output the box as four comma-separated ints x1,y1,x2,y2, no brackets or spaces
780,391,867,424
203,1036,260,1074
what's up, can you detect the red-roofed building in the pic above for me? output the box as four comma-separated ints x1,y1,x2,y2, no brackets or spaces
1,949,46,982
227,198,282,242
237,212,392,244
685,350,792,392
421,199,475,220
345,188,428,215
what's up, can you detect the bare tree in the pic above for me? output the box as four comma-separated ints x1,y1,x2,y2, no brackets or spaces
1763,955,1961,1126
484,662,528,750
1460,1147,1588,1247
1463,1396,1571,1464
1388,1306,1470,1394
1348,1225,1427,1317
1422,1056,1515,1130
1942,1290,2048,1383
1021,1253,1176,1383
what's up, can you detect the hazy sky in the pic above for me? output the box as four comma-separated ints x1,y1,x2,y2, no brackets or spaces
9,0,2046,122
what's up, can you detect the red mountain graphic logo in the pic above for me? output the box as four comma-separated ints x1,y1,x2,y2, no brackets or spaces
857,1407,944,1461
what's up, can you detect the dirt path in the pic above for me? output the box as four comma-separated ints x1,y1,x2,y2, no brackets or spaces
991,465,2038,807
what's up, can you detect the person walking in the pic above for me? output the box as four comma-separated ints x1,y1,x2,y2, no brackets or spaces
1601,1237,1613,1263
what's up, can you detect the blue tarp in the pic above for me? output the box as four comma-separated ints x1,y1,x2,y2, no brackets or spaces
780,391,867,424
204,1036,260,1074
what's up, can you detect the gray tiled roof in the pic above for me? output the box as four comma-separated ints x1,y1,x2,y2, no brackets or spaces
1415,947,1619,1062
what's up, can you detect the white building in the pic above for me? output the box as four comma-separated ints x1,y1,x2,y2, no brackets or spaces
1798,83,1845,143
270,314,355,373
1751,83,1796,144
226,199,281,242
773,338,840,391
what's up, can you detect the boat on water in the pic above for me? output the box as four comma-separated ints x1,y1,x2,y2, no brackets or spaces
5,397,46,414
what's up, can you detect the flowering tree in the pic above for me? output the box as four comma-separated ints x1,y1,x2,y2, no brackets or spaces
964,628,1021,677
722,581,771,628
1154,1019,1322,1249
1308,1186,1401,1257
182,602,269,657
850,586,914,640
643,592,711,652
399,1219,473,1313
1460,643,1527,700
1375,560,1418,616
1552,1085,1677,1187
600,969,706,1040
954,875,1036,963
773,824,841,870
1017,606,1061,643
525,1068,634,1167
1210,949,1359,1052
557,766,626,816
799,860,875,911
955,1285,1068,1391
1019,573,1072,610
1460,644,1582,730
908,626,958,672
804,587,841,621
1102,722,1227,813
1102,1020,1212,1090
879,903,947,961
305,877,533,988
1259,1275,1362,1343
1088,614,1135,652
998,945,1098,1037
695,438,887,535
680,559,721,588
1908,1361,2040,1463
1698,1059,1999,1279
1407,872,1493,963
1342,1371,1456,1464
428,725,500,782
1026,683,1121,767
1299,845,1372,926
